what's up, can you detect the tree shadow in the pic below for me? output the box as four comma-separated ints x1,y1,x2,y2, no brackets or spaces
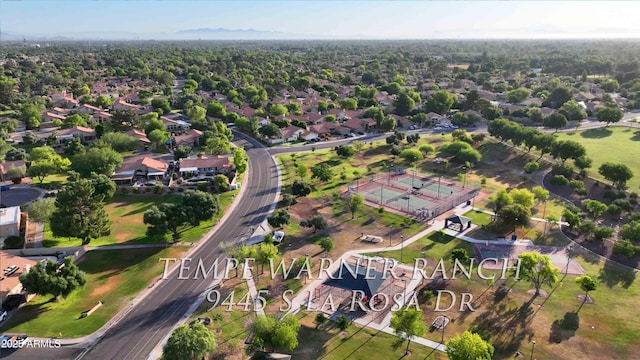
598,260,636,289
630,130,640,142
549,312,579,343
579,128,612,139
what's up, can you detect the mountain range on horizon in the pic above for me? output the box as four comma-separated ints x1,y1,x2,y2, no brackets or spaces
0,27,327,41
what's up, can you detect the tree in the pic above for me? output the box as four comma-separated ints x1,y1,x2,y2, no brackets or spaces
562,208,581,230
181,190,220,226
145,116,165,135
400,149,424,164
446,331,494,360
95,94,113,109
5,148,28,161
533,133,556,158
451,248,470,268
267,209,291,228
497,204,530,229
62,114,88,129
315,313,327,329
256,242,279,274
600,79,620,93
206,100,227,118
598,162,633,189
514,252,560,296
291,179,312,197
173,145,191,160
425,90,455,114
144,205,169,238
340,98,358,111
550,140,586,164
595,106,623,126
337,314,350,330
63,137,86,157
419,144,435,155
151,98,171,114
543,113,568,132
27,198,56,223
300,215,328,233
204,136,231,155
311,163,333,182
28,162,57,183
346,194,364,219
380,116,397,132
50,177,111,244
583,199,608,218
162,322,217,360
232,147,248,174
506,87,530,104
148,129,167,149
559,100,587,121
20,103,42,129
100,132,140,152
319,237,335,254
532,186,550,203
259,123,281,138
5,165,25,183
390,307,427,355
592,226,614,242
393,91,415,116
543,86,572,108
439,141,482,163
295,163,308,178
510,188,534,208
336,145,356,158
186,105,206,122
489,189,512,214
71,146,123,177
251,314,300,353
19,256,87,302
575,275,597,306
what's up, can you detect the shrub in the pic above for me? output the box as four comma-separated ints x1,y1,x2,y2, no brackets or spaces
613,240,640,259
568,179,584,189
551,163,574,178
604,184,613,190
524,162,540,173
612,199,633,211
630,192,638,199
575,186,587,196
481,177,487,186
592,226,614,242
145,187,152,193
378,207,385,214
579,220,596,235
172,172,178,180
154,184,164,194
178,187,184,193
471,133,486,143
550,175,569,186
133,187,140,194
3,235,24,249
606,204,622,216
197,183,208,192
603,190,614,199
121,187,129,194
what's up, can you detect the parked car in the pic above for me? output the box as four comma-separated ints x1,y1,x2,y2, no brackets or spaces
0,185,10,191
273,231,284,243
433,127,443,131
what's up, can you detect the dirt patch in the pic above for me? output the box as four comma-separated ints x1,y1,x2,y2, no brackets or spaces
89,275,122,301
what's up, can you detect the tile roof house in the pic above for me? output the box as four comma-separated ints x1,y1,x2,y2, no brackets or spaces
125,129,150,144
0,160,26,181
112,98,146,114
112,156,168,183
161,117,191,133
55,126,96,144
0,251,37,301
343,117,376,133
172,129,203,148
178,156,233,177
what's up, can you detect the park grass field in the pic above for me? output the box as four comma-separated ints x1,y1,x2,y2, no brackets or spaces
0,246,188,338
43,190,238,247
370,231,640,359
558,127,640,190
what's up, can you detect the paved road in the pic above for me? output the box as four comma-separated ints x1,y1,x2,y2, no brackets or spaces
3,132,280,360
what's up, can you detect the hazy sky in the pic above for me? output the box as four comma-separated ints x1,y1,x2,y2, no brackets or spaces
2,1,640,39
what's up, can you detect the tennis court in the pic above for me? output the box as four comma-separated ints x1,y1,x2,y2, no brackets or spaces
363,186,435,213
390,174,465,200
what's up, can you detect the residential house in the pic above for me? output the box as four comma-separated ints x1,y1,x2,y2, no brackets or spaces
77,104,102,115
178,156,233,178
0,251,38,302
162,117,191,133
0,207,21,240
111,156,168,184
112,98,146,114
173,129,203,148
280,125,304,142
343,117,376,133
94,111,113,123
540,107,556,116
0,160,26,182
125,129,151,144
300,130,319,141
390,114,413,129
41,111,66,128
55,126,97,144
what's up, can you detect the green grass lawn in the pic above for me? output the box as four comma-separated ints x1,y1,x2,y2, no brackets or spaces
557,127,640,190
0,246,188,338
43,190,238,247
374,231,475,264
